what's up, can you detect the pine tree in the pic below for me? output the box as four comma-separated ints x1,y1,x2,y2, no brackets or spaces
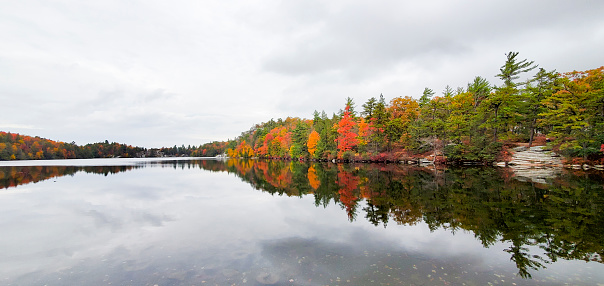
487,52,537,140
522,68,559,147
362,97,377,119
419,88,434,108
370,94,389,152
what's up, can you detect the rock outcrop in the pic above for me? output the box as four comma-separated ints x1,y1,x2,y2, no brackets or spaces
496,145,602,184
501,146,563,184
507,146,562,167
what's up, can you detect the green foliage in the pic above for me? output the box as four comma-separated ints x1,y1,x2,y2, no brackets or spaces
368,94,389,152
419,87,434,107
341,150,356,162
361,97,377,119
467,76,491,108
289,143,303,158
483,52,538,140
444,137,502,163
292,121,310,156
540,67,604,160
497,51,538,88
519,68,560,146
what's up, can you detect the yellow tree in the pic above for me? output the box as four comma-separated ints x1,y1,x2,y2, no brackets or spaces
307,130,320,157
235,140,254,158
387,96,419,147
447,91,474,142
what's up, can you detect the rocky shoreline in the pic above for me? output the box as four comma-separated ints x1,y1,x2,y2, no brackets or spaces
497,145,604,171
505,146,563,167
228,144,604,172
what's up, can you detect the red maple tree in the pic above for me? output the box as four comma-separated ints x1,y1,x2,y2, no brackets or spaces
336,104,358,158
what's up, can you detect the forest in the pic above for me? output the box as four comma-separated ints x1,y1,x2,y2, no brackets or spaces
1,52,603,164
0,131,227,160
226,53,604,165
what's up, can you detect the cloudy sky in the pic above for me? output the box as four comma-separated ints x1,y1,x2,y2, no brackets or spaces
1,0,603,147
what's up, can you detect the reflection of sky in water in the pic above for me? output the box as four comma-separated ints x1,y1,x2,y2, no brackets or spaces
1,160,603,285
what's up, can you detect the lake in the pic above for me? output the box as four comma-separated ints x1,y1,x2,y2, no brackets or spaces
1,158,603,285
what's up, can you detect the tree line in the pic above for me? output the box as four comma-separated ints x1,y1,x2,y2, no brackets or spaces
2,52,602,163
0,131,227,160
226,52,604,164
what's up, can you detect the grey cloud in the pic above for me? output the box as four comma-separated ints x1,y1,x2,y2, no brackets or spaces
2,0,603,147
262,0,604,81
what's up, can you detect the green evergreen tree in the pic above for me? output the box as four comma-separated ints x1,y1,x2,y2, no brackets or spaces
487,52,537,140
291,121,310,158
467,76,491,110
522,68,559,147
361,97,377,119
370,94,389,152
419,88,434,108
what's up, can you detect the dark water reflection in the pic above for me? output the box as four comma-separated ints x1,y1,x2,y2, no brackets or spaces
1,158,603,285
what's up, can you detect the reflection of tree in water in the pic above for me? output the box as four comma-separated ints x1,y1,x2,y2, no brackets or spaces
208,159,604,279
0,165,139,189
307,165,320,190
0,159,226,189
336,164,360,221
5,158,602,279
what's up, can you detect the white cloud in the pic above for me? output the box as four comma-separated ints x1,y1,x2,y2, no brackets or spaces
1,0,603,146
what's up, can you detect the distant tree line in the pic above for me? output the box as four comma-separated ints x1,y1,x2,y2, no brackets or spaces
225,53,604,164
159,141,227,157
0,131,228,160
0,132,146,160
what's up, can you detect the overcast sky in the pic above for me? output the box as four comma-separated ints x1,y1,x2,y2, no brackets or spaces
1,0,603,147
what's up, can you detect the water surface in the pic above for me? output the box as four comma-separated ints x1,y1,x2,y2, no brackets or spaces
1,158,603,285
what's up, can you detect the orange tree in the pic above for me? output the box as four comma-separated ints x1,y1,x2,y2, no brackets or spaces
336,104,358,159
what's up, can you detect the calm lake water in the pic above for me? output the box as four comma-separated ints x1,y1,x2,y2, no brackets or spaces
1,158,603,285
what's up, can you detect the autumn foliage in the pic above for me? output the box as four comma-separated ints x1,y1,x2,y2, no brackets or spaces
336,104,358,158
222,63,603,164
307,131,320,157
3,55,603,164
0,132,146,160
0,131,231,161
